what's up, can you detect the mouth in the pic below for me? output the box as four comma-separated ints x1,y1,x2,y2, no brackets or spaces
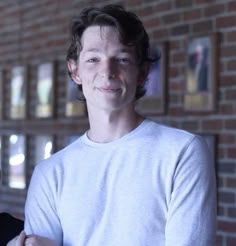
97,87,122,93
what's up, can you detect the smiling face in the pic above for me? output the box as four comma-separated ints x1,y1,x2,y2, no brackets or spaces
68,25,146,113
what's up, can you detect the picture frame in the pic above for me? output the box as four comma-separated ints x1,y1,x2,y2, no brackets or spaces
136,42,168,115
9,66,27,119
34,135,53,164
65,76,87,117
8,134,26,189
184,33,218,112
35,62,55,118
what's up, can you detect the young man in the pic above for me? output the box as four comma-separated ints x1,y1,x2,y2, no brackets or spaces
8,4,216,246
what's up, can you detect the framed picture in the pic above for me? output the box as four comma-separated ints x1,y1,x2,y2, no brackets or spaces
65,76,86,117
0,70,3,119
34,135,53,164
184,34,218,112
9,66,26,119
35,62,55,118
136,42,168,115
8,134,26,189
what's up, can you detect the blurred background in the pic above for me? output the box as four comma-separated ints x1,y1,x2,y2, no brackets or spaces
0,0,236,245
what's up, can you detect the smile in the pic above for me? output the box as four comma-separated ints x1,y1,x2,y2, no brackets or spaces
97,87,122,93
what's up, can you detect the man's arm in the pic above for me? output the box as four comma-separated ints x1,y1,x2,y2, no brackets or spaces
24,163,62,245
165,136,216,246
7,231,56,246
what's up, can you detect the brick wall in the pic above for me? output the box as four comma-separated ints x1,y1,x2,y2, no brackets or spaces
0,0,235,245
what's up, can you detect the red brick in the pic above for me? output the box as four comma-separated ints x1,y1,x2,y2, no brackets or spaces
216,235,223,246
226,177,236,188
169,80,185,90
151,28,169,40
154,2,173,12
175,0,192,8
171,51,185,63
227,237,236,246
169,106,184,116
221,45,236,57
202,119,223,131
227,59,236,71
218,205,226,216
218,220,236,233
219,133,235,144
144,17,161,29
169,40,181,50
225,119,236,129
227,147,236,158
162,13,181,25
194,0,216,4
171,24,189,36
203,4,225,17
181,120,199,131
228,0,236,12
220,74,236,86
192,20,213,32
225,88,236,100
183,9,201,21
226,31,236,42
218,191,235,204
216,15,236,29
219,103,233,115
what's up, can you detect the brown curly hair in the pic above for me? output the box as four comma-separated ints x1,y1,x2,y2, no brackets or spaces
67,4,157,101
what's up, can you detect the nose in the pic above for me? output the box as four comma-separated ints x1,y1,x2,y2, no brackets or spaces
100,59,116,79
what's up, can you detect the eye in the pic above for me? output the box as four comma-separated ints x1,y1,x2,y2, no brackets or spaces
86,57,99,63
116,57,131,64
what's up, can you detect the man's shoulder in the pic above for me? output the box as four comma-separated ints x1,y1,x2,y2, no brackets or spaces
145,119,195,140
34,135,85,172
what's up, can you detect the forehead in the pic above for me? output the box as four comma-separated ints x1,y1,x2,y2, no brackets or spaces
80,25,134,53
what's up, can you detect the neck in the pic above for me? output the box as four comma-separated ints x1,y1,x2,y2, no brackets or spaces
87,106,144,143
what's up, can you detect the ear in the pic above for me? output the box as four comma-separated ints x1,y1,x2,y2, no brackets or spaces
137,62,150,86
67,59,82,85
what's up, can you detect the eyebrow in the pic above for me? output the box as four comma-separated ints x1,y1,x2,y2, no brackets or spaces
84,48,133,54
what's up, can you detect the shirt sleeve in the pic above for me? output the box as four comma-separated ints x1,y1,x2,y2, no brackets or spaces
24,163,63,246
165,135,216,246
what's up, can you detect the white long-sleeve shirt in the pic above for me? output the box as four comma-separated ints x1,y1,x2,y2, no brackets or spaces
25,119,216,245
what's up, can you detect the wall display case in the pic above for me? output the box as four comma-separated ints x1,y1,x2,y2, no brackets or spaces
9,66,26,119
35,63,55,118
184,34,218,112
136,42,168,115
65,77,86,117
34,135,53,164
8,134,26,189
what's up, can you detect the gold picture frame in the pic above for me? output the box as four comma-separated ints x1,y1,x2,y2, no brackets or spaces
9,66,27,119
65,76,86,117
184,34,218,112
136,42,168,115
35,62,55,118
8,134,26,189
34,135,54,164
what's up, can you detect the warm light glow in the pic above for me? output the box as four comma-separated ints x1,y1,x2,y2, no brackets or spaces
44,141,52,159
9,153,25,166
10,134,18,144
